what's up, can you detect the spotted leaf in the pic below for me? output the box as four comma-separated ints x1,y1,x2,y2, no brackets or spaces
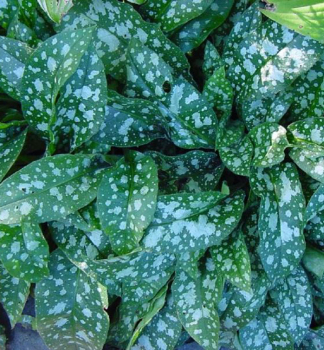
98,151,158,255
250,164,306,281
36,250,109,350
21,27,94,140
0,154,103,225
37,0,73,24
142,191,244,254
172,259,224,350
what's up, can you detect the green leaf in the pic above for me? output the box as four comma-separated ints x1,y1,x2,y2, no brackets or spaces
148,150,224,193
172,259,224,350
37,0,73,24
270,265,313,344
0,221,49,282
305,183,324,222
170,0,234,52
250,163,306,281
202,41,223,80
303,245,324,278
0,126,27,182
0,36,32,100
249,122,289,167
176,249,205,280
21,27,94,140
91,91,167,148
0,263,30,327
240,297,294,350
0,154,103,225
261,0,324,43
36,250,109,350
142,191,244,254
126,284,167,349
126,39,217,149
57,0,190,81
210,230,252,292
140,0,214,33
228,20,324,103
54,42,107,151
0,0,37,29
132,294,182,350
98,151,158,255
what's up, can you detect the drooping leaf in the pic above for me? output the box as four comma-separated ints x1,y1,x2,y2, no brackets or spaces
0,221,49,282
172,259,224,350
98,151,158,255
21,27,94,140
261,0,324,43
54,42,107,151
0,36,32,100
210,230,252,292
57,0,190,81
140,0,214,33
0,154,104,225
170,0,234,52
270,265,313,344
36,250,109,350
142,191,244,254
250,163,306,281
0,263,30,327
249,122,289,167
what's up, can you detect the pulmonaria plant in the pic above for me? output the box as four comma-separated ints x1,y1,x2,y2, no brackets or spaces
0,0,324,349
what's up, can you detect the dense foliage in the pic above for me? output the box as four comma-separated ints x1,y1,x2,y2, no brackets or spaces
0,0,324,349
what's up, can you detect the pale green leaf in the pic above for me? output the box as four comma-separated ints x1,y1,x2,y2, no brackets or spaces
37,0,73,24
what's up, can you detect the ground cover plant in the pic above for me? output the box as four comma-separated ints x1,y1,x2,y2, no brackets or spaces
0,0,324,349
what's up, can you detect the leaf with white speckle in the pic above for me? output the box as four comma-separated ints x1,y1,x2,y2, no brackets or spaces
202,41,223,80
249,122,289,168
211,230,252,292
54,42,107,151
270,265,313,344
37,0,73,24
0,221,49,282
21,27,94,140
176,249,205,280
142,191,244,255
0,36,32,100
172,259,224,350
98,151,158,255
0,154,104,225
250,163,306,281
0,263,30,327
36,249,109,350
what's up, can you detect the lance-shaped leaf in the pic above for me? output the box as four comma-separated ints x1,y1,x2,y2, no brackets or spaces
142,191,244,254
228,21,324,103
36,250,109,350
126,284,168,349
176,249,205,280
241,91,293,130
302,245,324,279
305,183,324,222
202,41,224,80
0,263,30,327
249,122,289,167
37,0,73,24
0,221,49,282
0,154,103,225
0,36,32,100
98,151,158,255
54,42,107,151
91,91,167,148
170,0,234,52
21,27,94,139
132,295,182,350
261,0,324,43
140,0,213,33
126,39,217,149
210,230,252,292
250,164,306,281
57,0,190,81
0,126,27,182
0,0,37,29
290,60,324,121
240,298,294,350
148,150,223,194
172,259,224,350
298,328,324,350
222,2,262,69
270,265,313,344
